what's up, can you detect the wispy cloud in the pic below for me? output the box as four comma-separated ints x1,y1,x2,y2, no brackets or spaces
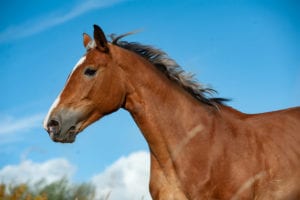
0,0,126,43
0,113,44,135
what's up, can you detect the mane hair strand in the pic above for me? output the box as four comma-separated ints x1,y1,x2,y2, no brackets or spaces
109,33,228,108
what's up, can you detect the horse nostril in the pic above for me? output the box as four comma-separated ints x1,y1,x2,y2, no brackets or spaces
48,119,59,127
47,119,60,135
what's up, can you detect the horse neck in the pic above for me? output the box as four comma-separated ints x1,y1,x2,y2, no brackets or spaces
118,49,217,165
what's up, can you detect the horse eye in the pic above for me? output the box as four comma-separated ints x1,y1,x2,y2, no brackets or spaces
84,68,97,76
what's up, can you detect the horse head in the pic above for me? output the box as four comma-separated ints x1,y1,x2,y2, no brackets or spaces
43,25,127,143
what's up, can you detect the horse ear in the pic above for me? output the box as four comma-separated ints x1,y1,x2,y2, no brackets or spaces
93,24,109,52
83,33,92,48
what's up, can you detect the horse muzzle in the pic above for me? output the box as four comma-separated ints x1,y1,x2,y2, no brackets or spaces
44,111,81,143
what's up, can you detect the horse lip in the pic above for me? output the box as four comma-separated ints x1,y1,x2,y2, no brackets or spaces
48,129,60,140
50,125,79,143
53,137,75,143
47,123,61,137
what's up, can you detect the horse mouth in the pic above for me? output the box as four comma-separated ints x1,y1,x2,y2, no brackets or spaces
49,126,79,143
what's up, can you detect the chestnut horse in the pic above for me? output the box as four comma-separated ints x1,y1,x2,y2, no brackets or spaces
44,25,300,200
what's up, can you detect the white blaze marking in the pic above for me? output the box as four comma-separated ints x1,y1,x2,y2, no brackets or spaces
71,56,86,74
43,96,61,129
43,56,86,129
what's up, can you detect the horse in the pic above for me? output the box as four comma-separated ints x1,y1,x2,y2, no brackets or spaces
43,25,300,200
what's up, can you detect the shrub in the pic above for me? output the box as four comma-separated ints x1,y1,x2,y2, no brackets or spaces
0,178,95,200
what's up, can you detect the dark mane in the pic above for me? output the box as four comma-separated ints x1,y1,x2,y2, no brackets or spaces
110,33,228,108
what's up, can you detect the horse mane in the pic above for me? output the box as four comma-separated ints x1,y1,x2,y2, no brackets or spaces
105,33,228,107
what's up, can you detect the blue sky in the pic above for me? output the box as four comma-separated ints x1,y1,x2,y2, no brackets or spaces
0,0,299,199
